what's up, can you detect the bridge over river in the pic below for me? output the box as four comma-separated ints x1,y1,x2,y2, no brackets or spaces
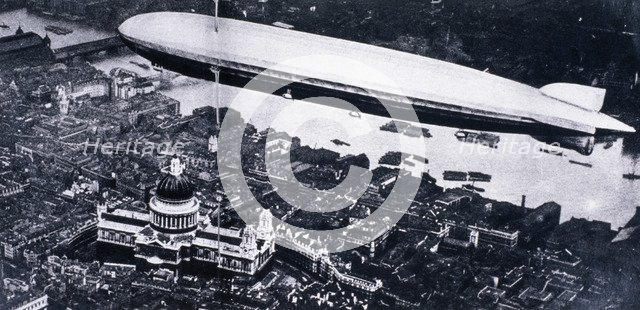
54,36,125,61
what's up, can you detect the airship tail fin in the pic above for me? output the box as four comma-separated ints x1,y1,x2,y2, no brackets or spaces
540,83,606,111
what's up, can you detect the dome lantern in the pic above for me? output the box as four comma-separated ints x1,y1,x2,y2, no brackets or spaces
169,155,185,176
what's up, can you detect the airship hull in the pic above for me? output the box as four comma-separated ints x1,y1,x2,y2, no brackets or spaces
117,12,635,136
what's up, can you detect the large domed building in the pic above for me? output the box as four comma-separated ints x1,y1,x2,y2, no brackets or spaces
149,158,200,233
97,156,275,276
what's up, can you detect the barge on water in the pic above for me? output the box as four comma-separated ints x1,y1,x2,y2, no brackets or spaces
443,171,492,182
468,171,492,182
331,139,350,146
462,184,485,192
129,60,151,70
45,25,73,35
455,130,500,148
443,171,468,181
568,160,593,168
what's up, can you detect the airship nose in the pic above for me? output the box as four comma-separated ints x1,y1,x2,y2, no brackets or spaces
117,15,142,48
117,15,135,39
118,13,168,43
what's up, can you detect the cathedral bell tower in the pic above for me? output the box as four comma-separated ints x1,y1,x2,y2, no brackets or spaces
257,209,274,240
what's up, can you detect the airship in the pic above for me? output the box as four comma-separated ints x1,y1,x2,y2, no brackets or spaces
118,12,635,154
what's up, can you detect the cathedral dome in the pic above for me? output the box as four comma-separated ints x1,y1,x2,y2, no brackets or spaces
149,156,200,233
156,156,194,202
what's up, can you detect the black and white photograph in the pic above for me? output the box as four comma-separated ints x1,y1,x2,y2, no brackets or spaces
1,0,640,309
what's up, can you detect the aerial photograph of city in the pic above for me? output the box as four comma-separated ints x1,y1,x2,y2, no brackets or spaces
1,0,640,309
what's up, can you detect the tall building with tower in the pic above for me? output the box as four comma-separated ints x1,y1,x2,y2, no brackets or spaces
0,31,54,69
54,85,70,115
97,156,275,276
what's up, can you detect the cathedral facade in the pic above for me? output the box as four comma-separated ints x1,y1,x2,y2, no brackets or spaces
97,156,275,276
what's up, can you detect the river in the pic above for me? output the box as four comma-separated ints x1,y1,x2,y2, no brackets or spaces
4,8,640,229
0,8,113,49
88,55,640,229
